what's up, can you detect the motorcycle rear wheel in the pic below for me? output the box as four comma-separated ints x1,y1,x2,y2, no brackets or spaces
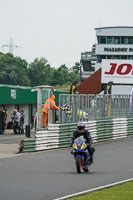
76,157,82,173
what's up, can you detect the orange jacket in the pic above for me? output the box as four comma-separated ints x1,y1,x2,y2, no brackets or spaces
42,94,60,114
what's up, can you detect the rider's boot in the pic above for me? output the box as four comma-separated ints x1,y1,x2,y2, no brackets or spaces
90,156,93,164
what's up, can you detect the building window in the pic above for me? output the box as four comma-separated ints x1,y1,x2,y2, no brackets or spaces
97,55,106,63
107,55,114,59
113,55,121,59
129,37,133,44
101,55,106,60
99,36,106,44
114,37,120,44
121,55,128,59
128,55,133,59
121,37,128,44
97,56,101,63
107,37,114,44
97,36,133,44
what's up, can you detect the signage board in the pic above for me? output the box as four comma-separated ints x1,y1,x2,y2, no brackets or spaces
102,59,133,84
10,89,16,99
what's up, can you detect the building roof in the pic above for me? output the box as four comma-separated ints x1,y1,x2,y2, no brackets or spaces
0,84,37,104
0,84,36,90
95,26,133,30
76,68,102,94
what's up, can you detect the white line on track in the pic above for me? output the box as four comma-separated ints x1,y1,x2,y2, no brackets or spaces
53,178,133,200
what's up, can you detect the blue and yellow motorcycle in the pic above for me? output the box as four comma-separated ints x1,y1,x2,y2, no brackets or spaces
72,136,91,173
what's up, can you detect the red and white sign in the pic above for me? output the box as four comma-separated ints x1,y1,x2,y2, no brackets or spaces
102,59,133,84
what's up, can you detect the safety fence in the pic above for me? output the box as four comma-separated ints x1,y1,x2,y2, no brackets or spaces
35,94,133,129
20,118,133,152
59,94,133,123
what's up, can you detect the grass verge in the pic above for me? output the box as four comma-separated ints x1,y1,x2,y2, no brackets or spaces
69,181,133,200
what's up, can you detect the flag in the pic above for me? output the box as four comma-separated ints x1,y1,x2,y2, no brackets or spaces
60,104,71,117
70,81,78,95
69,81,78,119
104,81,113,118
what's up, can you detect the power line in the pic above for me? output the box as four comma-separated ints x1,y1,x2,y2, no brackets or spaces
2,38,21,54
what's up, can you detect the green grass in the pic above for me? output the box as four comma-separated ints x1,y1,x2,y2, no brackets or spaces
69,182,133,200
54,84,70,91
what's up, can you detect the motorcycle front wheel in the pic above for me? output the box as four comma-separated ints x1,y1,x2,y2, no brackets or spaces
76,157,82,173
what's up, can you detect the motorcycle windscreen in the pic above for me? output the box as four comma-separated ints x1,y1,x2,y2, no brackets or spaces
75,136,86,144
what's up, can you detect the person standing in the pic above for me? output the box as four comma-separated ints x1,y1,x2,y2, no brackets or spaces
0,106,6,134
10,109,16,124
42,94,60,128
20,110,25,134
13,109,20,134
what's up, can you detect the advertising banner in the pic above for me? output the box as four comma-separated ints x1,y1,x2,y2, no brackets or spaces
104,81,113,118
102,59,133,84
10,89,16,99
69,81,78,119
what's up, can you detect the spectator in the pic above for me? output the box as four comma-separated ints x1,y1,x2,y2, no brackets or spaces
13,109,20,134
20,110,25,134
42,94,60,128
10,109,16,123
0,106,6,134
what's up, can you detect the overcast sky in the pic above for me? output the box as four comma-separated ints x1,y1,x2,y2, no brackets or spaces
0,0,133,68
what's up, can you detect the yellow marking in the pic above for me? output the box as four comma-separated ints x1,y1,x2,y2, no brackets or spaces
72,143,77,150
81,143,87,150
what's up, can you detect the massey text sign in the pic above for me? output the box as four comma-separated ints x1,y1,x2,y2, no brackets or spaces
102,59,133,84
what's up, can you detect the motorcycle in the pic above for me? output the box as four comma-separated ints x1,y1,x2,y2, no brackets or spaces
72,136,91,173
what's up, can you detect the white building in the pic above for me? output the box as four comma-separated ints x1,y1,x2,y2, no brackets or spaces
80,26,133,82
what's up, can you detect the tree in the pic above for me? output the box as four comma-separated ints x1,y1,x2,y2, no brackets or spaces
51,64,70,85
51,63,80,86
27,57,53,86
0,52,80,87
50,69,61,85
0,52,30,86
71,62,80,74
58,64,69,84
68,62,80,83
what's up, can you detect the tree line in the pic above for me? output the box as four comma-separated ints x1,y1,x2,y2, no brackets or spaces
0,52,80,87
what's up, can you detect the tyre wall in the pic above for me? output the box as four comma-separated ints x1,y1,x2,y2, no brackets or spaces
22,118,133,152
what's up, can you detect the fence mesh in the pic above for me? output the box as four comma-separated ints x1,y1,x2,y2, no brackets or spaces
59,94,133,124
36,94,133,128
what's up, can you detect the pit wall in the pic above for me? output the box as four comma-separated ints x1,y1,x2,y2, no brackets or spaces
22,118,133,152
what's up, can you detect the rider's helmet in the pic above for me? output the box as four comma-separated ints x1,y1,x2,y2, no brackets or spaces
78,122,85,132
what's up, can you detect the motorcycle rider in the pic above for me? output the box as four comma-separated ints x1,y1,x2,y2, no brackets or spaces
70,122,95,164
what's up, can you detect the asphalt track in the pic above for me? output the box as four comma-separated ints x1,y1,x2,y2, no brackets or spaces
0,137,133,200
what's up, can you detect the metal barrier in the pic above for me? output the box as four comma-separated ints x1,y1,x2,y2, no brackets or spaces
20,118,133,152
59,94,133,123
35,94,133,128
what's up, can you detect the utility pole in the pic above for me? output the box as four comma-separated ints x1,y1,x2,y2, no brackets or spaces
2,38,21,55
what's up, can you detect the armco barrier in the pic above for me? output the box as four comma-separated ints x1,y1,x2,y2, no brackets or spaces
36,124,60,151
59,123,77,148
96,119,113,142
22,139,36,152
21,118,133,152
113,118,127,139
127,118,133,137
